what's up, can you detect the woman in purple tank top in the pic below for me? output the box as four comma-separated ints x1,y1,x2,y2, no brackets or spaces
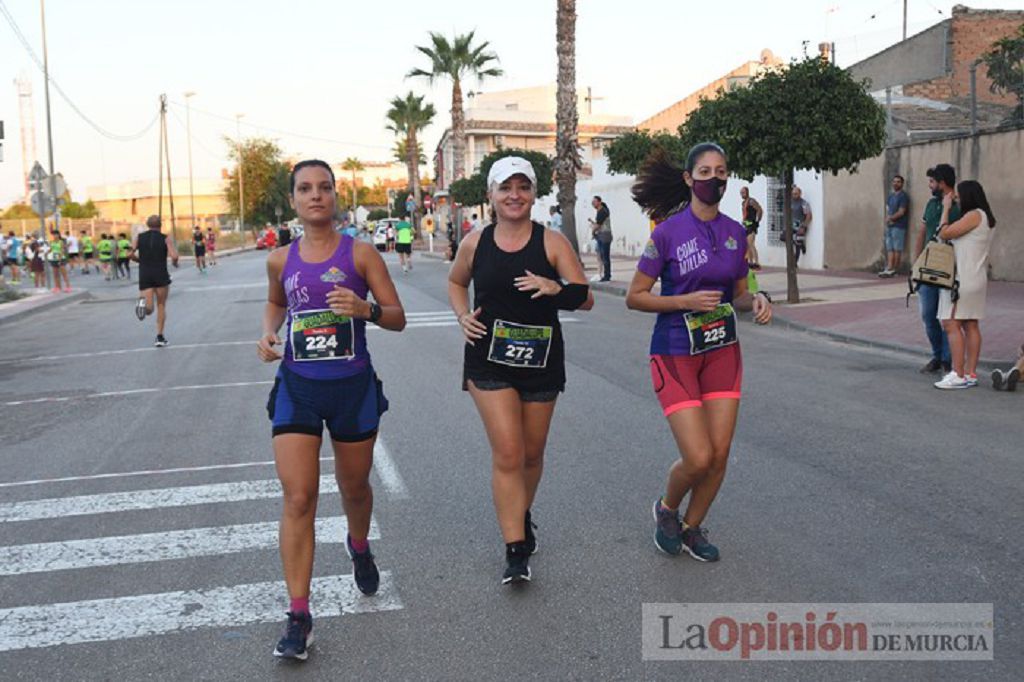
256,160,406,660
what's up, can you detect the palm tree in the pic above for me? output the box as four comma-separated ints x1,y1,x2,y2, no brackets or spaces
392,139,427,167
386,92,436,223
555,0,581,254
341,157,364,213
408,31,502,183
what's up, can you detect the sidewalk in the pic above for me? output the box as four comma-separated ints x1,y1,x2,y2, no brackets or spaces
588,254,1022,367
0,286,90,326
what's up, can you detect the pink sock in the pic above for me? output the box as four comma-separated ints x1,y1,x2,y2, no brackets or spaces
289,597,309,615
349,535,369,553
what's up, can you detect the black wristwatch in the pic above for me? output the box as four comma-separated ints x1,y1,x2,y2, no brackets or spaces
368,302,383,323
756,290,772,304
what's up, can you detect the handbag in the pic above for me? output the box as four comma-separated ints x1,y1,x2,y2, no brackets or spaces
907,239,958,305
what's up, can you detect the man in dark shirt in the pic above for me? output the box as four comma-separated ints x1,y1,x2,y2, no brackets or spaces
130,215,180,347
589,196,612,281
915,164,959,374
880,174,909,277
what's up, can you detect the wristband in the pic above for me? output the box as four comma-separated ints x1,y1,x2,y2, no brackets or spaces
551,282,589,311
756,291,772,304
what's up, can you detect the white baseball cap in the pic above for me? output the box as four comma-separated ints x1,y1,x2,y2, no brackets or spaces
487,156,537,187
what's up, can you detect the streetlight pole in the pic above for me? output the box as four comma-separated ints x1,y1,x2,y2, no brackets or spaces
184,91,196,229
39,0,58,234
236,113,244,233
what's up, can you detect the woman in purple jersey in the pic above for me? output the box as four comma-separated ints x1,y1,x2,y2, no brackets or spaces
626,143,772,563
257,160,406,661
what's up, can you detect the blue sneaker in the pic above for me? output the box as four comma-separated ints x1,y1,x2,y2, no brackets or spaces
652,498,683,555
346,535,380,595
681,526,720,562
273,611,313,660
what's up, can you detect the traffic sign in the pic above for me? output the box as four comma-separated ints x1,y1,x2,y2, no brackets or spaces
423,195,432,210
28,161,47,190
31,190,56,216
46,173,67,200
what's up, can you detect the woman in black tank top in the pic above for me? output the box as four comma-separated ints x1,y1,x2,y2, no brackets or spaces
448,156,593,585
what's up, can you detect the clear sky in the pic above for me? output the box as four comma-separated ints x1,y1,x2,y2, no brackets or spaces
2,0,1022,204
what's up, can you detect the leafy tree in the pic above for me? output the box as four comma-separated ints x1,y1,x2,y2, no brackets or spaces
408,31,502,182
604,130,689,175
448,148,554,221
392,139,427,167
1,203,39,219
225,137,294,230
367,208,389,221
677,57,886,302
61,197,99,219
392,189,411,218
386,92,436,226
555,0,581,253
981,23,1024,122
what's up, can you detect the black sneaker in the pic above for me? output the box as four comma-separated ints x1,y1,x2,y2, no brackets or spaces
681,525,720,562
502,541,531,585
919,358,942,374
346,535,379,595
154,335,168,347
273,611,313,660
524,509,538,555
1006,367,1020,392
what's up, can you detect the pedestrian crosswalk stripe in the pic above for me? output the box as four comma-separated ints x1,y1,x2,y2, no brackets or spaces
373,441,407,498
0,516,378,576
0,475,337,523
0,571,402,652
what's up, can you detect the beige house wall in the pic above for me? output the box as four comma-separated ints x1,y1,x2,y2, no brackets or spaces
824,127,1024,281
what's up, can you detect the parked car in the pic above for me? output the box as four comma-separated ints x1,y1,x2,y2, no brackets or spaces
373,219,400,251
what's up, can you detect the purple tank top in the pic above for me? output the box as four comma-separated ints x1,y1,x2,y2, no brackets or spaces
281,235,371,379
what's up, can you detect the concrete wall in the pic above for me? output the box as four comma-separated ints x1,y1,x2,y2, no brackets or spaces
823,127,1024,281
847,21,949,92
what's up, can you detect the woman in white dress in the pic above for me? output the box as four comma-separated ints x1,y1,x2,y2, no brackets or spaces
934,180,997,390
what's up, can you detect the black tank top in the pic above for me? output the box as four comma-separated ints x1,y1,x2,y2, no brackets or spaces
744,201,758,225
138,230,168,266
463,222,565,392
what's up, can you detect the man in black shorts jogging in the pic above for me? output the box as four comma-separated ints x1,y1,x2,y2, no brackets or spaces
130,215,179,347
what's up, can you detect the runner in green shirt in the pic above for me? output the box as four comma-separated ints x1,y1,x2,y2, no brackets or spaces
80,231,95,274
117,233,132,281
47,230,71,293
98,234,114,280
395,219,413,273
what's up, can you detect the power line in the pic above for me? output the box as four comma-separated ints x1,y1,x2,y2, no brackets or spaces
166,101,392,151
0,0,158,142
167,106,227,163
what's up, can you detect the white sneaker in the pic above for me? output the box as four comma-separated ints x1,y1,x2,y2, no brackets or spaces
934,372,969,390
965,373,978,387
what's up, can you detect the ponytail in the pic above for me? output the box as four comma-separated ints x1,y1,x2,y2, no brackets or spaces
631,148,689,224
631,142,727,224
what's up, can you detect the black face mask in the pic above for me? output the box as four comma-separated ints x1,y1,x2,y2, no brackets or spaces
691,177,727,205
932,189,943,198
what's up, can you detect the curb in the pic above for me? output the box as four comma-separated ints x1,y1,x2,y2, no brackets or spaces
0,289,92,326
585,278,1006,372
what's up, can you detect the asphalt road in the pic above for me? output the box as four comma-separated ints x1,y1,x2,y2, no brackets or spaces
0,249,1020,680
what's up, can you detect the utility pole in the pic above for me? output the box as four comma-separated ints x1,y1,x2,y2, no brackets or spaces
583,86,604,116
184,91,196,229
40,0,59,233
236,113,245,233
903,0,908,41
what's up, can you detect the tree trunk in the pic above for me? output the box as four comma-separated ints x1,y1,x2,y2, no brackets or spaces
451,78,466,182
782,169,801,304
555,0,581,255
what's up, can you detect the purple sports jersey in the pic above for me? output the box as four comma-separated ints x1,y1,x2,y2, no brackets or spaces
281,235,371,379
636,206,749,356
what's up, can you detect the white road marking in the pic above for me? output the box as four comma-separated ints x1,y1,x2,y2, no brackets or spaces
0,475,337,523
372,440,408,498
2,380,274,407
0,571,402,652
0,457,334,489
0,516,377,576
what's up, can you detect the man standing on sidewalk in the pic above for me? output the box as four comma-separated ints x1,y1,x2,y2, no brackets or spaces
589,196,612,282
791,187,811,266
914,164,959,374
880,175,909,277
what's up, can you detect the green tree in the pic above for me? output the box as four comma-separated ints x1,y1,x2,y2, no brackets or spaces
677,57,886,302
1,203,39,219
408,31,502,182
981,23,1024,122
605,130,689,175
449,147,555,215
386,91,436,226
61,197,99,219
392,139,427,167
392,189,412,218
340,157,364,211
555,0,581,253
226,137,294,230
367,208,389,221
